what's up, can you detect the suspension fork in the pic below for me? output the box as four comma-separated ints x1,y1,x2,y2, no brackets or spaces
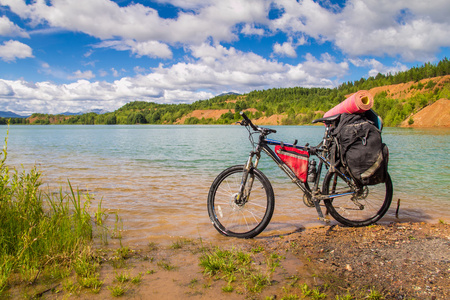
236,151,260,205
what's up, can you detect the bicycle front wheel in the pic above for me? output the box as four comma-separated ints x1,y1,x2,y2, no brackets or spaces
323,172,393,227
207,165,274,238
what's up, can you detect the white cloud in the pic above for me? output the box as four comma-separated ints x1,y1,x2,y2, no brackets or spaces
134,66,147,74
0,80,14,96
111,68,119,77
95,39,173,59
273,41,297,58
269,0,450,61
3,0,269,44
241,23,265,36
0,0,448,115
350,58,408,77
287,53,349,87
0,40,33,62
0,76,214,114
3,0,448,62
0,44,350,114
189,43,286,75
270,0,337,41
68,70,96,80
0,16,29,38
332,0,450,60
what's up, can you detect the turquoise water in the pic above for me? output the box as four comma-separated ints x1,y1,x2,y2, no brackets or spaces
2,125,449,245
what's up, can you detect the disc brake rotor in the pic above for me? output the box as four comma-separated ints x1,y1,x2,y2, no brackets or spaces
231,193,246,210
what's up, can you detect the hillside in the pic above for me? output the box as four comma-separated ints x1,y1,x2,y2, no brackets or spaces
178,75,450,127
401,98,450,127
368,75,450,127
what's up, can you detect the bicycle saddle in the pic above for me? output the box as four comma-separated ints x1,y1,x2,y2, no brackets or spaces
311,114,340,124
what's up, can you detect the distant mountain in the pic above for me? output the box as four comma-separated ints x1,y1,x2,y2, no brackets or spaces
60,111,80,116
0,111,28,118
60,109,109,116
217,92,240,97
86,109,109,115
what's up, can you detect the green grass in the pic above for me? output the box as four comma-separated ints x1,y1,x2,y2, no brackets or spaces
131,273,142,284
115,272,130,283
0,129,107,295
199,246,280,294
366,288,385,300
157,260,177,271
108,284,126,297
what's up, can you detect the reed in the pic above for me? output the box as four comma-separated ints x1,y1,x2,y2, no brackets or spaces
0,129,103,294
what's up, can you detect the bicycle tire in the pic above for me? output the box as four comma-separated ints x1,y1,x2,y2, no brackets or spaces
207,165,275,238
322,171,393,227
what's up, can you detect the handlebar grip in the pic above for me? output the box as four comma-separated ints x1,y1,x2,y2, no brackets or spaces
240,111,258,131
239,111,250,121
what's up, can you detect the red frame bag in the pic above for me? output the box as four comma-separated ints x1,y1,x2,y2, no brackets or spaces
275,145,309,182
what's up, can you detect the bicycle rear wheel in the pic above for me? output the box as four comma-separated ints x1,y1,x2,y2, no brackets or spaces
322,171,393,227
207,165,274,238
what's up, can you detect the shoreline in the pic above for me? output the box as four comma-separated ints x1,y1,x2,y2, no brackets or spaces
7,221,449,299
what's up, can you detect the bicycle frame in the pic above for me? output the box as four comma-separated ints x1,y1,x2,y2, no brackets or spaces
239,122,357,222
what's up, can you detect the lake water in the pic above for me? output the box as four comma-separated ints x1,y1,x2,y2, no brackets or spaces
2,125,449,245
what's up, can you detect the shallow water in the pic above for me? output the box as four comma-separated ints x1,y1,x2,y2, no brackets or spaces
3,125,449,246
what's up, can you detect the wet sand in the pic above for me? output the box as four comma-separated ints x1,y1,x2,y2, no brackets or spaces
9,222,449,299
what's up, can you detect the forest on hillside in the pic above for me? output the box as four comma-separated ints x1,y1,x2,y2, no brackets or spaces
4,57,450,127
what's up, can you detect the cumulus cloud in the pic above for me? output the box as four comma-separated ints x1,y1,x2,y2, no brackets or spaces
95,39,173,59
0,0,448,115
273,41,297,58
286,53,349,87
332,0,450,60
269,0,450,61
270,0,337,41
241,23,265,36
0,80,14,96
0,40,33,62
349,58,408,77
0,16,29,38
2,0,449,61
0,44,349,114
0,76,214,114
68,70,96,80
2,0,268,44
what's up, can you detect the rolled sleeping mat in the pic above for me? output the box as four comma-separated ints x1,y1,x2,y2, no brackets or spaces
324,90,374,117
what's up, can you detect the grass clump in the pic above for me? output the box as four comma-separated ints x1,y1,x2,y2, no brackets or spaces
108,284,126,297
199,246,281,295
157,260,177,271
115,272,130,283
0,129,106,295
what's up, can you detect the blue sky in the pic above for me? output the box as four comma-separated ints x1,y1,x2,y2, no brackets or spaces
0,0,449,115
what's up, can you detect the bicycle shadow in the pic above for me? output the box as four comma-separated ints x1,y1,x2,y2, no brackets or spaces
255,222,307,240
380,205,439,224
254,205,440,240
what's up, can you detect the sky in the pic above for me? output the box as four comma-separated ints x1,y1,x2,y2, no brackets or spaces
0,0,449,115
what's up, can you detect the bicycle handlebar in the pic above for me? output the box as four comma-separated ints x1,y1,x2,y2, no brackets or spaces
239,111,325,154
239,111,277,135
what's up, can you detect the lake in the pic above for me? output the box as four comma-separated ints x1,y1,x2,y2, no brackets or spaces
2,125,449,245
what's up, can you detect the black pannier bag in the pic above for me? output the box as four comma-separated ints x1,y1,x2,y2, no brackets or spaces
330,113,388,186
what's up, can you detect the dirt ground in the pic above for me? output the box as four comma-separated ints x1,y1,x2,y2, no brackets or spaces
271,222,450,299
13,221,448,300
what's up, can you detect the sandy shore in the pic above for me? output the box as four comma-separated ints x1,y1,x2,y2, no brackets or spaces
9,221,448,300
